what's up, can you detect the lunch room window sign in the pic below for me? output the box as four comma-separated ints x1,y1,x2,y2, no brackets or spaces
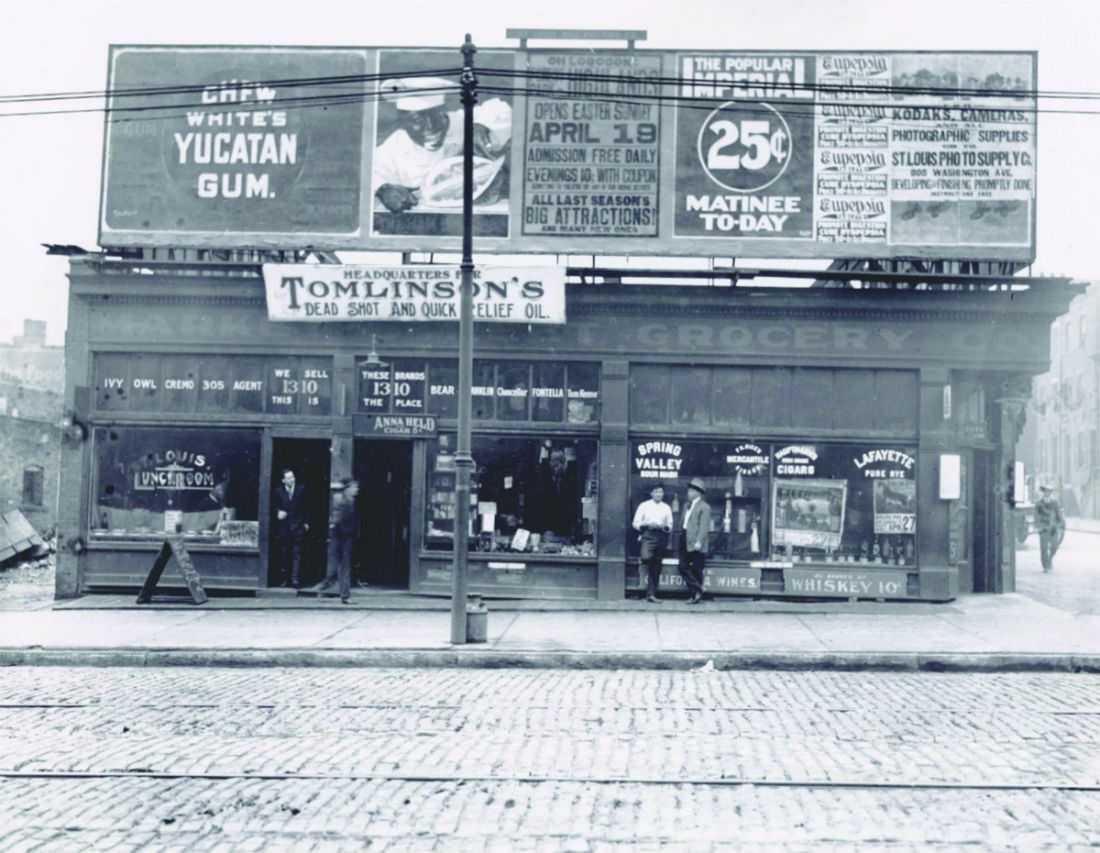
90,426,262,547
93,353,332,416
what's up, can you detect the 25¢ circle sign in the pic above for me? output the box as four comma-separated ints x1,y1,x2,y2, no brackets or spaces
697,102,793,193
674,53,815,240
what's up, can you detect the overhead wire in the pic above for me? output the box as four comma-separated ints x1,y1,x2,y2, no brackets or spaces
0,85,1081,131
0,64,1097,123
3,59,1098,104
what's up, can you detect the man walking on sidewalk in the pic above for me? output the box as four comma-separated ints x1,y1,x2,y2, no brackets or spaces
679,478,711,604
1035,484,1066,572
633,483,673,603
308,478,360,603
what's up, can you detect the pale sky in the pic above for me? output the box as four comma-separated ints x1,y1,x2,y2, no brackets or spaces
1,0,1097,346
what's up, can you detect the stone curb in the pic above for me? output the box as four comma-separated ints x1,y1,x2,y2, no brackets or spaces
0,647,1097,673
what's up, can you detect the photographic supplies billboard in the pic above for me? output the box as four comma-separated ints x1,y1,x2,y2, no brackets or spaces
100,46,1036,261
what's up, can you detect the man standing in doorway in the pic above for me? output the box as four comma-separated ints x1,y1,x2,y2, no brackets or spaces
1035,484,1066,572
632,483,673,603
273,468,309,588
680,478,711,604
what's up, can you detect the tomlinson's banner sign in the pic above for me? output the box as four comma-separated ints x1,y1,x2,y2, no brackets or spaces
100,46,1037,262
262,265,566,324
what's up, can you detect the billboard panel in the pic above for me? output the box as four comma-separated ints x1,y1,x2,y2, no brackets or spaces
369,49,515,240
521,51,662,238
99,46,370,245
99,46,1036,262
673,53,817,242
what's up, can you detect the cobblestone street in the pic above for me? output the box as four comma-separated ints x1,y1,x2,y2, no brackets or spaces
0,667,1097,849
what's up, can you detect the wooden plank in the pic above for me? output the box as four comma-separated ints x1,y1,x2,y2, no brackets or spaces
135,539,208,605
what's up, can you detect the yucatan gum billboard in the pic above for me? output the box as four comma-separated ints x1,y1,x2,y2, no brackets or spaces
99,46,1037,262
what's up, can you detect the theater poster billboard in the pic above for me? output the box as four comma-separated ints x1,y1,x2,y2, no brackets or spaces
99,46,1035,262
99,46,370,246
673,53,817,243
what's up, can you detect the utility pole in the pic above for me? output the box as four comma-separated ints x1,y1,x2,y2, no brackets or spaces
450,34,477,645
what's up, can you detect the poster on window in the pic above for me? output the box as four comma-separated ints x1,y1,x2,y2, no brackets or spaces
872,479,917,534
772,478,847,551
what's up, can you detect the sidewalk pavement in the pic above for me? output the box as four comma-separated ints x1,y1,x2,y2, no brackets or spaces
1067,516,1100,534
0,588,1096,672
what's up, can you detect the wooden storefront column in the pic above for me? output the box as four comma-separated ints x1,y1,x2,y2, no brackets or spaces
596,360,630,600
330,353,357,483
917,366,957,600
55,278,91,598
996,374,1031,594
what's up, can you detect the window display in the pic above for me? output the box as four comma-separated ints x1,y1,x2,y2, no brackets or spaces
629,439,770,561
768,444,917,566
90,427,261,547
628,439,918,568
425,434,598,556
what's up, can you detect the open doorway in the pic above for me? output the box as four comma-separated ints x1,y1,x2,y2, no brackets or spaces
353,439,413,589
971,452,995,593
270,438,331,588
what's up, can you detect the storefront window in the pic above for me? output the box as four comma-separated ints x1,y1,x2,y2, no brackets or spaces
630,365,917,433
770,443,917,566
670,367,710,425
94,352,335,417
533,363,566,422
425,434,598,556
90,426,261,547
391,359,599,424
497,364,531,421
472,361,497,420
630,365,670,424
427,362,458,418
628,439,770,560
627,439,918,567
566,363,600,424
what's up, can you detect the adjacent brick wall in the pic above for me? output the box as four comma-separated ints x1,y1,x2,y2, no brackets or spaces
0,416,60,532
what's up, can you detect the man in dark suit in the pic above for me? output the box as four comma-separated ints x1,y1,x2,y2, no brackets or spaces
273,468,309,588
680,477,711,604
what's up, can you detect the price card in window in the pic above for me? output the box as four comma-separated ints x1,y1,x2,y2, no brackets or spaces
359,363,392,412
297,360,332,414
873,480,917,535
391,360,426,412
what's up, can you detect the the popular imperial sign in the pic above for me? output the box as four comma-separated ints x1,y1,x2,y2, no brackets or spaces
99,45,1037,262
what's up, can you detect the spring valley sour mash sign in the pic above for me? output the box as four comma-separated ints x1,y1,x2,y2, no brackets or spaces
99,46,1036,261
262,265,566,324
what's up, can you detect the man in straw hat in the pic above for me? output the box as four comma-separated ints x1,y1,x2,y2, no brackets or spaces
679,477,711,604
372,76,511,214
